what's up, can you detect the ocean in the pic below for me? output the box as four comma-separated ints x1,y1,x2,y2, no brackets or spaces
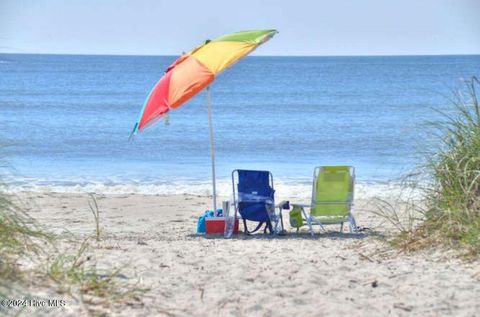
1,54,479,198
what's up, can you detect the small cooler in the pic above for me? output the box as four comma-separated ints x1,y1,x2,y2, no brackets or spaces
205,217,240,234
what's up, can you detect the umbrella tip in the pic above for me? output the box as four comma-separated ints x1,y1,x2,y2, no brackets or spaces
129,122,139,141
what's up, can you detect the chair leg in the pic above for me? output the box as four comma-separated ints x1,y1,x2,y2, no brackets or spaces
265,220,273,234
308,218,314,236
278,207,285,234
301,208,314,236
348,214,358,233
243,219,249,235
340,222,344,232
316,219,326,233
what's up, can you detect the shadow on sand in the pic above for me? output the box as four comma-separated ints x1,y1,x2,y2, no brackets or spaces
189,229,383,241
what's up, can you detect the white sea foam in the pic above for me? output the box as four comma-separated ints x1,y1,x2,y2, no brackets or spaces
0,177,420,200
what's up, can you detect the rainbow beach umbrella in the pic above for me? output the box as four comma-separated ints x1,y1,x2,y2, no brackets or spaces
131,29,278,212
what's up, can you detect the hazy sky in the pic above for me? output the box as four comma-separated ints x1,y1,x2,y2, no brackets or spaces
1,0,479,56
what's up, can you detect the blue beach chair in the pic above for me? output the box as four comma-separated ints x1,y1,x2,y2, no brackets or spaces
232,170,285,234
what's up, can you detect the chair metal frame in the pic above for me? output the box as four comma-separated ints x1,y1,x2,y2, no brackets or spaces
293,166,358,236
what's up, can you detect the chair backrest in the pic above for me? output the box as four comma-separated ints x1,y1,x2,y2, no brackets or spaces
232,170,275,226
310,166,354,217
236,170,274,199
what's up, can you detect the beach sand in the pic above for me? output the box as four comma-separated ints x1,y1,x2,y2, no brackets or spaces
14,192,480,316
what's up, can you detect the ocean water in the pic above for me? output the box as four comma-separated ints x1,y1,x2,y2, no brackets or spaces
1,54,479,198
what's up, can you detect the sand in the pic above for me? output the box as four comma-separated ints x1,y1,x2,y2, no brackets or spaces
10,192,480,316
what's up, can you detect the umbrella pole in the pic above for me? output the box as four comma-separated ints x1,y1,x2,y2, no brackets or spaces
206,86,217,214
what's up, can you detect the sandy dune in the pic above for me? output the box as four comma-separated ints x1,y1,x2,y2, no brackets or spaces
14,192,480,316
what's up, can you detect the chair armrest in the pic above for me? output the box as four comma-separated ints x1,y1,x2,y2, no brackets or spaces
291,203,310,208
275,200,290,210
314,201,353,205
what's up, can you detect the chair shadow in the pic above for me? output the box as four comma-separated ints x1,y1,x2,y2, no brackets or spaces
188,229,383,241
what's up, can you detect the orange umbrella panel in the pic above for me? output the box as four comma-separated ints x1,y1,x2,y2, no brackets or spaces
131,29,277,134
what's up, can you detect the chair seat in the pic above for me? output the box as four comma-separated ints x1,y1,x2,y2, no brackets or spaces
312,215,349,223
238,201,271,222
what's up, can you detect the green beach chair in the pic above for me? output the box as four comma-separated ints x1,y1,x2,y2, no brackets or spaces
290,166,358,235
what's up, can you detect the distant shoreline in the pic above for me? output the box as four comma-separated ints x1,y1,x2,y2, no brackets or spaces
1,52,480,58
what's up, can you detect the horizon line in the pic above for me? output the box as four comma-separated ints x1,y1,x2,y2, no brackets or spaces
1,52,480,58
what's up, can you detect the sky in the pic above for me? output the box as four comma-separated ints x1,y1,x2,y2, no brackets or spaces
0,0,479,56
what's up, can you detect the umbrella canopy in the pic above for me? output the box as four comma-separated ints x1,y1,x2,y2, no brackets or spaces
131,29,277,134
131,29,277,213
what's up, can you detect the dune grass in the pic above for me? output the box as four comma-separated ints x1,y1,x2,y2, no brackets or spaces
376,77,480,256
0,192,51,283
0,177,144,313
420,77,480,253
45,237,145,307
88,193,101,242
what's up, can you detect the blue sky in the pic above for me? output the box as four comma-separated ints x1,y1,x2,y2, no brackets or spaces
1,0,479,56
